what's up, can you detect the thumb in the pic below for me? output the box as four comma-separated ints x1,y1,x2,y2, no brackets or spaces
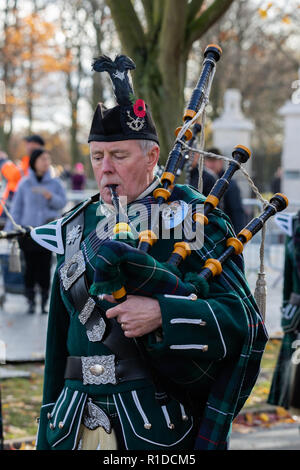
101,294,117,304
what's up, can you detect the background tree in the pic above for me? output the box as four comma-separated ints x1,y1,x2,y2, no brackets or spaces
0,1,72,152
57,0,113,166
0,0,21,151
198,0,300,190
104,0,235,163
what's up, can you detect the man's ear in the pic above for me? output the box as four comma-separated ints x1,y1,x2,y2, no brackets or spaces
147,145,160,170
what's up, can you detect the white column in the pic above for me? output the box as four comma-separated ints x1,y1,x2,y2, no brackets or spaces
211,89,254,197
279,72,300,202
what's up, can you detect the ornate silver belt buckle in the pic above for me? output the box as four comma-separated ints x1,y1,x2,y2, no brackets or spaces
60,250,86,291
81,355,116,385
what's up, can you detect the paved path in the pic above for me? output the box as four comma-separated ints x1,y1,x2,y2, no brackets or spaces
0,293,48,362
230,422,300,450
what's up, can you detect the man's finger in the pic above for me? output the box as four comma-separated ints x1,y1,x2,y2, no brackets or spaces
105,305,122,319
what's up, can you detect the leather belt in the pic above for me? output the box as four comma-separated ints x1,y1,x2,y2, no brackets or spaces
64,355,150,385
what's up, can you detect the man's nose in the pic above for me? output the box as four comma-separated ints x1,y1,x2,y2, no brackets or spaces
102,154,114,173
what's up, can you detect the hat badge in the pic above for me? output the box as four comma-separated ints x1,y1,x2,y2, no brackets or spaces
126,98,146,131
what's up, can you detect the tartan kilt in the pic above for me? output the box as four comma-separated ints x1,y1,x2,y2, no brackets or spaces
267,332,298,409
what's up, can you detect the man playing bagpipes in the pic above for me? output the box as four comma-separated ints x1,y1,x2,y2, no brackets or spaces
30,48,286,451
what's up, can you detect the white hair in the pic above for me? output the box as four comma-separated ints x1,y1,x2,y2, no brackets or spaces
136,140,159,176
136,139,159,156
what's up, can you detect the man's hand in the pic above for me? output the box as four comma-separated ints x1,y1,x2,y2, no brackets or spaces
31,187,52,199
104,295,162,338
42,189,52,200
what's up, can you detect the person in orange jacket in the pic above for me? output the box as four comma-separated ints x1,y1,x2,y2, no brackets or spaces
0,150,22,223
20,134,45,177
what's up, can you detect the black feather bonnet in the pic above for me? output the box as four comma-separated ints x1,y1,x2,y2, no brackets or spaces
88,54,159,145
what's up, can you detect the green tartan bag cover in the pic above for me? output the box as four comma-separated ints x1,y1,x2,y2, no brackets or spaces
89,239,209,298
281,293,300,333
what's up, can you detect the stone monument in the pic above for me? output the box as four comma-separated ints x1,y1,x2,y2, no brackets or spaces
278,70,300,203
211,88,254,197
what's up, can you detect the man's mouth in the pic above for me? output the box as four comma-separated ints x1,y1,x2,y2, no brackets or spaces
104,183,119,191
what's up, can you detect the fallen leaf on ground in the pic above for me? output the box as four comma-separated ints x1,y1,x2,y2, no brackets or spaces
259,413,269,422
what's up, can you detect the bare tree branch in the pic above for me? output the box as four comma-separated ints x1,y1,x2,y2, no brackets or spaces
187,0,205,24
141,0,153,30
186,0,235,48
105,0,146,57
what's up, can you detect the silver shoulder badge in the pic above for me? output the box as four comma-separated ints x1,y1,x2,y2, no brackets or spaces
162,200,189,229
30,218,64,254
66,224,82,245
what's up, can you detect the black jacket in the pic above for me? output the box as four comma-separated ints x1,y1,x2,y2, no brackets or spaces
190,167,246,234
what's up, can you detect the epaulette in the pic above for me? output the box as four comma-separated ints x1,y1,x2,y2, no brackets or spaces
30,193,100,254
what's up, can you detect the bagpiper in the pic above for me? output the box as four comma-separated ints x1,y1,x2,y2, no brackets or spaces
33,51,269,451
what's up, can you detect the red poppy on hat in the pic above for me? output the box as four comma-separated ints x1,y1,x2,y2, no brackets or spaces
133,99,146,118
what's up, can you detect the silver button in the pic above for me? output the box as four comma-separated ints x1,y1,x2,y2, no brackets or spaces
89,364,105,376
189,294,198,301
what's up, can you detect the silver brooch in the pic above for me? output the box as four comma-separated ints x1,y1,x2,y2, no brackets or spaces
86,317,106,342
78,297,96,325
60,250,86,291
66,224,82,245
83,399,112,433
126,110,145,131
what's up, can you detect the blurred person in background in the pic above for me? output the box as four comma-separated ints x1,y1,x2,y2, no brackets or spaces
204,147,246,234
271,166,282,194
60,163,72,189
5,149,67,314
71,162,86,191
19,134,45,177
0,150,22,227
189,151,217,196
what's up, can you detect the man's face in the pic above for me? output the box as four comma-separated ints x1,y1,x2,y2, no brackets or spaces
90,140,159,204
205,158,223,174
25,141,42,155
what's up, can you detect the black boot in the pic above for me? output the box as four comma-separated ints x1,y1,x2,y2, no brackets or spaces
41,289,49,314
25,288,35,314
